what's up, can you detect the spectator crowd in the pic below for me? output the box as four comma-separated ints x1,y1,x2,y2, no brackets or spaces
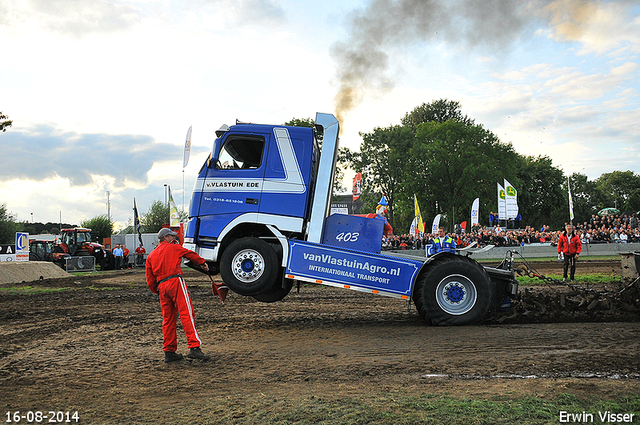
382,212,640,251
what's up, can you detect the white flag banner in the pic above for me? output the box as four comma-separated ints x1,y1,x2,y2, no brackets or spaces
497,183,507,220
471,197,480,227
183,126,192,169
431,214,441,233
504,179,518,219
568,177,574,221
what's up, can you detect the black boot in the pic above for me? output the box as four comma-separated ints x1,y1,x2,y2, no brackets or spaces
187,347,211,360
164,351,184,363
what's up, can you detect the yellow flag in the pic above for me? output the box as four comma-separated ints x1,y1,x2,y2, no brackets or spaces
414,194,425,234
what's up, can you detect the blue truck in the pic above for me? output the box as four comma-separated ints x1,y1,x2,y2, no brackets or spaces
184,113,518,325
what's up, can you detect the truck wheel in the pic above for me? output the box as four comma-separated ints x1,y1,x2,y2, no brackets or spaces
220,237,279,296
413,254,493,326
252,273,293,303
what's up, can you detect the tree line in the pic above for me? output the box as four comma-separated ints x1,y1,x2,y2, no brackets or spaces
339,99,640,233
0,200,185,244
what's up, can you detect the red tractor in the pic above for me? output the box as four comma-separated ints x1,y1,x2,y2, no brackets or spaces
55,228,113,270
29,239,71,269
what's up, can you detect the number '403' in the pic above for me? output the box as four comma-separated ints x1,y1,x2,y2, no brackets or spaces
335,232,359,242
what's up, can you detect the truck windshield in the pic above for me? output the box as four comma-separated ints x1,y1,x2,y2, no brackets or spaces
216,136,264,170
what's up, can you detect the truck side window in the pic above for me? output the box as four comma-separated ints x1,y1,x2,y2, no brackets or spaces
216,136,265,170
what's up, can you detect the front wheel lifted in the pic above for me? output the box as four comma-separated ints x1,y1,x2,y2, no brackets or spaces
413,254,493,326
220,237,279,296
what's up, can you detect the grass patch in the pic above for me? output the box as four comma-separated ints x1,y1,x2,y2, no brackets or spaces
87,285,120,291
478,255,621,263
127,391,640,425
69,271,95,277
0,285,121,294
0,286,70,294
517,273,621,286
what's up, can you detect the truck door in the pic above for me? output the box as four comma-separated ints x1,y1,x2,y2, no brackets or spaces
195,132,268,240
259,126,314,221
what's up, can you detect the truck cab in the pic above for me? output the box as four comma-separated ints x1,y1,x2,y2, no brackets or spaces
186,123,318,251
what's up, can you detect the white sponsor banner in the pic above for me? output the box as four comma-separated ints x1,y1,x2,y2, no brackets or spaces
504,179,518,219
497,183,507,220
183,126,192,168
409,217,417,235
471,197,479,227
0,245,16,262
16,232,29,262
431,214,441,233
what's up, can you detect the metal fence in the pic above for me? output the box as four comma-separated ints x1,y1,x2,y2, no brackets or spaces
66,256,95,272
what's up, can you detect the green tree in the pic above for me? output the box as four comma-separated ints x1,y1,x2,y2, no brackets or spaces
0,203,17,244
568,173,606,225
0,111,12,133
80,215,114,241
141,200,170,234
121,202,187,235
409,120,519,232
514,155,565,229
401,99,474,129
595,170,640,212
350,125,415,228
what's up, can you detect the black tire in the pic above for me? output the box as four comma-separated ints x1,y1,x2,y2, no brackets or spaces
252,272,293,303
413,254,493,326
220,237,280,296
29,252,44,262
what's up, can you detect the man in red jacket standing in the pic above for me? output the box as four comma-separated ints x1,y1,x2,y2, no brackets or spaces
146,228,211,363
557,224,582,282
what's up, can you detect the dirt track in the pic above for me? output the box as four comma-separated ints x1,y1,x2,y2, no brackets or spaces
1,261,639,423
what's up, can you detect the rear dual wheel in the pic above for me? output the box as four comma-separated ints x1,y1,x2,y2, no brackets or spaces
413,254,493,326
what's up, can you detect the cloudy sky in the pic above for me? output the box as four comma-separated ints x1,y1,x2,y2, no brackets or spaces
1,0,639,229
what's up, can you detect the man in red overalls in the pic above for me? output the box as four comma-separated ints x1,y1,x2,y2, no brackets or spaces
146,228,211,363
557,224,582,282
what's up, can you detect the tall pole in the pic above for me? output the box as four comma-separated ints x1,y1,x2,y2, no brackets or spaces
164,184,168,208
182,170,185,215
106,191,111,221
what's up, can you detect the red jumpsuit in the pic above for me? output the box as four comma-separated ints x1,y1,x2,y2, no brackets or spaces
146,240,207,352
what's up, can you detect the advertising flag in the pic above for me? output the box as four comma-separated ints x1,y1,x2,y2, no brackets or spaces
471,197,479,227
414,194,425,234
183,126,192,169
352,172,362,201
504,179,518,219
133,198,143,246
431,214,441,233
497,183,507,220
409,217,417,235
168,187,180,227
568,176,574,222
